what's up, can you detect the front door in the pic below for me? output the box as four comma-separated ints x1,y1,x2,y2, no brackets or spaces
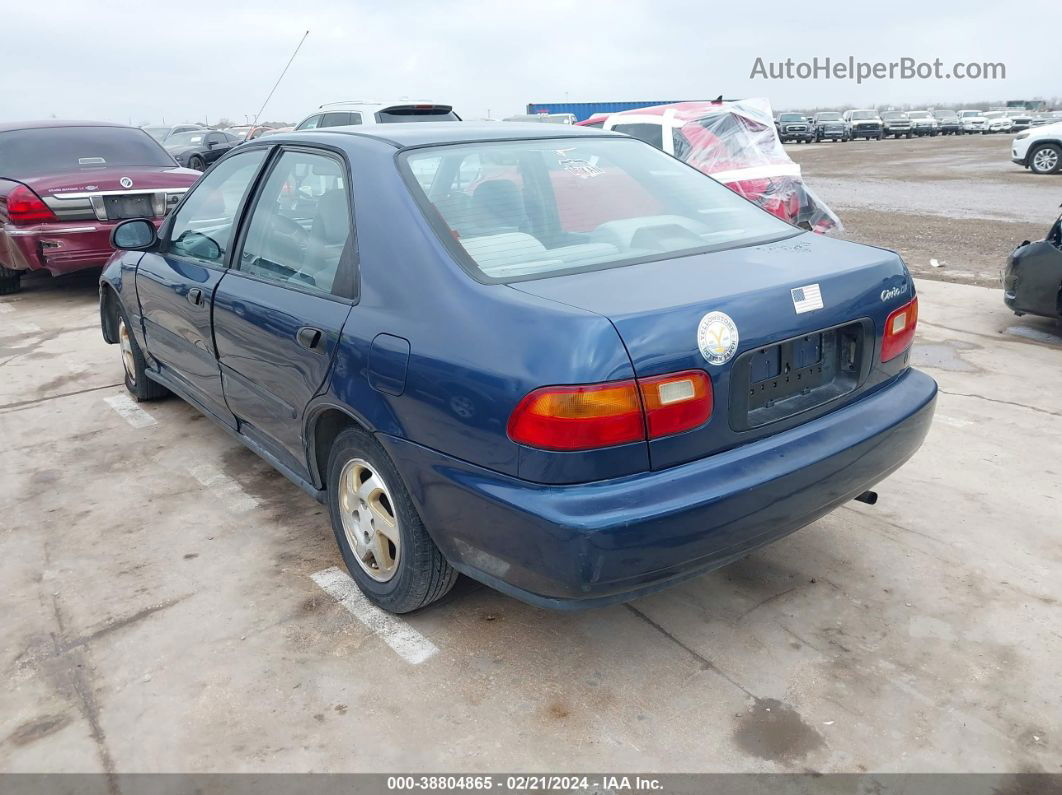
135,148,268,421
212,147,355,472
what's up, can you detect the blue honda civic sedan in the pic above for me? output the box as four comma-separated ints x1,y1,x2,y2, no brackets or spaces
99,122,936,613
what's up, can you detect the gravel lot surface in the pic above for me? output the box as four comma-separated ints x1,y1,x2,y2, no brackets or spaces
788,134,1057,287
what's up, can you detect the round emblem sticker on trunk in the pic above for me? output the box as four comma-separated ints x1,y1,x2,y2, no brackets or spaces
697,312,739,365
120,177,134,189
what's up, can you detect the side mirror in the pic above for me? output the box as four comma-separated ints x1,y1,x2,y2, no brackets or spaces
207,140,219,148
111,218,158,251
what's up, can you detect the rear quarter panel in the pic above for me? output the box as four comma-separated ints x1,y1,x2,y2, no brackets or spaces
314,136,643,483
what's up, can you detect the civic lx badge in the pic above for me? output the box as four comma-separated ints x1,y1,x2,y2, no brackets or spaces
119,177,134,189
791,283,823,314
697,311,739,365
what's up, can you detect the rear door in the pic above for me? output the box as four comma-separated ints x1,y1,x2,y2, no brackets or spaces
212,147,355,473
135,148,269,423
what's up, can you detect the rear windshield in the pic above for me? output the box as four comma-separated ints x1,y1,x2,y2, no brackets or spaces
0,126,174,178
376,106,459,123
401,137,796,282
166,131,208,147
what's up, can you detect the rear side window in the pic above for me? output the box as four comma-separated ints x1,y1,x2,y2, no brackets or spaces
167,149,267,266
376,106,459,123
320,112,362,128
610,123,664,150
236,151,352,295
0,126,174,178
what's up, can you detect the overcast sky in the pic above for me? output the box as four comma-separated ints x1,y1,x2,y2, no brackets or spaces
3,0,1059,125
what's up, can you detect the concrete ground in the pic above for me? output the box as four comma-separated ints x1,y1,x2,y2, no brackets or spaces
2,266,1060,775
788,133,1056,287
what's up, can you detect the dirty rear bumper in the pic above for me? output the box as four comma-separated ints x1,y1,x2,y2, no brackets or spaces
381,368,938,610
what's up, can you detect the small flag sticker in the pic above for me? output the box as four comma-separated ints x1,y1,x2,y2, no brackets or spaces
791,283,823,314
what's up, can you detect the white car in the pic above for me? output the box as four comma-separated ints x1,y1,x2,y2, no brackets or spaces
982,111,1013,134
293,101,460,131
957,110,987,134
906,110,939,137
1012,122,1062,174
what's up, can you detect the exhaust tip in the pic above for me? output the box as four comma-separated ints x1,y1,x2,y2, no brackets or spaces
854,490,878,505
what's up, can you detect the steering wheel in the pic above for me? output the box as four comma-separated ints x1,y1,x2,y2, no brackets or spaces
265,215,309,267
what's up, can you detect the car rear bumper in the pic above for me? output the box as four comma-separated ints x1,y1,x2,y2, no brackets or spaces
1,220,156,275
381,368,938,609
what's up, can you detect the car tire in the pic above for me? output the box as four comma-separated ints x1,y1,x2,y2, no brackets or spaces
188,155,206,171
116,305,169,401
326,426,458,614
1029,144,1062,175
0,264,22,295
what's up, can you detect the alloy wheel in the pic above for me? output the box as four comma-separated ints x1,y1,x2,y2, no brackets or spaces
118,317,136,385
338,458,401,582
1032,148,1058,173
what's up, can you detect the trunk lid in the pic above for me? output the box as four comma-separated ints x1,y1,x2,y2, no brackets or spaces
21,166,199,197
511,232,913,470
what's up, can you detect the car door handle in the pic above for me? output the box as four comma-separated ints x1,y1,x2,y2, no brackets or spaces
187,287,205,307
296,326,324,351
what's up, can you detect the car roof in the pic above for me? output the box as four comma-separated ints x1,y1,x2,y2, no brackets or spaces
268,121,623,149
0,120,131,134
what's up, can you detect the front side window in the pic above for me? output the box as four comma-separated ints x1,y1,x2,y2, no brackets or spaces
236,150,352,295
402,137,795,282
296,115,321,131
167,149,267,266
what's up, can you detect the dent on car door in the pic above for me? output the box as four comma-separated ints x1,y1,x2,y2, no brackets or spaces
212,148,355,474
135,148,268,423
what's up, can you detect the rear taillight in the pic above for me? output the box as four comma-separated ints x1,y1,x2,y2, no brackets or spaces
507,380,644,451
881,296,918,362
507,370,713,452
6,185,56,224
638,370,713,438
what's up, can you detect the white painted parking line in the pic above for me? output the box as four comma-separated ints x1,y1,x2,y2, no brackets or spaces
936,415,973,429
311,566,439,665
186,462,259,513
104,393,157,429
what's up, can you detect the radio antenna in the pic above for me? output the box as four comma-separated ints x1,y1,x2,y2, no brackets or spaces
252,29,310,127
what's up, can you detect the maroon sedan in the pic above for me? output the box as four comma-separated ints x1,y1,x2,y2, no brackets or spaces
0,120,200,294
